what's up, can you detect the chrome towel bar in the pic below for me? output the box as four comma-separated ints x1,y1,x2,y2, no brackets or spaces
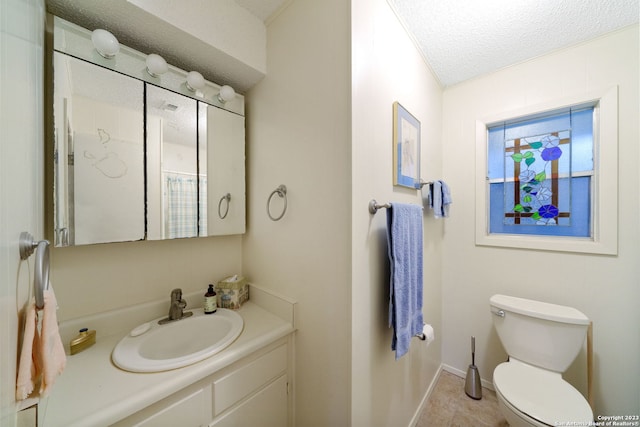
418,180,434,189
368,199,391,214
369,179,434,214
368,199,426,214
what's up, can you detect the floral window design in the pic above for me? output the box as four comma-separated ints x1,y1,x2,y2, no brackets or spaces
487,107,593,238
504,129,571,226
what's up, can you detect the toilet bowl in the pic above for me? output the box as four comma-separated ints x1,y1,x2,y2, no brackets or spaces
490,295,593,427
494,359,593,427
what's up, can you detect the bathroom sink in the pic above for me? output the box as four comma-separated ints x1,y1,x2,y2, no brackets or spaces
112,308,243,372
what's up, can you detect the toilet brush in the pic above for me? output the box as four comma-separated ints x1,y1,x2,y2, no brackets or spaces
465,336,482,400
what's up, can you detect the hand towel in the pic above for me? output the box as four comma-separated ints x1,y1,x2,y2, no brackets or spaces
439,180,452,217
15,287,66,400
387,203,424,359
16,299,40,401
426,180,452,218
39,288,66,397
428,181,442,216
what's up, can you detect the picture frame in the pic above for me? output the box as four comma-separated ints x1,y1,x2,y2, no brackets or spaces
393,101,421,189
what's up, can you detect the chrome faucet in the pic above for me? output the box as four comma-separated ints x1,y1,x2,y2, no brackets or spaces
159,288,193,325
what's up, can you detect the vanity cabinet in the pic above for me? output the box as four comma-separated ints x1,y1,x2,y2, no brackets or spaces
112,339,291,427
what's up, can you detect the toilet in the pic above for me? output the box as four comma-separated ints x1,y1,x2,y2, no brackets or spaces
490,294,593,427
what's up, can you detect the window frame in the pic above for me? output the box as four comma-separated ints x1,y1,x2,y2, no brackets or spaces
475,86,618,255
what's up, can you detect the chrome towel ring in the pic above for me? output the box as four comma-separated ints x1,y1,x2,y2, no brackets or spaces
19,231,50,310
218,193,231,219
267,185,288,221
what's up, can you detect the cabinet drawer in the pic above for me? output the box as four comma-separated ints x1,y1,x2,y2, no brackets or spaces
112,386,211,427
210,375,288,427
213,344,287,415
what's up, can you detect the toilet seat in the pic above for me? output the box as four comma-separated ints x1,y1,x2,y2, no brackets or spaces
493,360,593,426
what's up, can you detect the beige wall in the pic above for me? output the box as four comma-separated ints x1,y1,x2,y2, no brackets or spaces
244,0,444,425
51,236,242,320
350,0,443,426
243,0,352,426
441,25,640,416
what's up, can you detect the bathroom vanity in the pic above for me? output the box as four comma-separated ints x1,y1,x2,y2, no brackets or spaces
43,285,296,427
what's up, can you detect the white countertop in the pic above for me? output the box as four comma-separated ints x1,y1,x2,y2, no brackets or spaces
41,291,295,427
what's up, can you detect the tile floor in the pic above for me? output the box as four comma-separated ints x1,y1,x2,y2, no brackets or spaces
416,370,509,427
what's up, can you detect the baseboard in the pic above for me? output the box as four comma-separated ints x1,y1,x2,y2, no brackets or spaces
442,363,495,391
408,365,444,427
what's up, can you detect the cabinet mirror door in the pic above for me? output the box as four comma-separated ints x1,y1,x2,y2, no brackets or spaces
206,106,246,236
52,23,246,246
53,52,145,246
146,85,200,240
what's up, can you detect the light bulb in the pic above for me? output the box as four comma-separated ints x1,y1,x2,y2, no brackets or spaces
91,29,120,59
217,85,236,103
146,54,168,77
186,71,205,92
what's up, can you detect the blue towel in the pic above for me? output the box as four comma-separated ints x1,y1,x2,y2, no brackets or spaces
428,181,441,213
440,180,452,217
428,180,452,218
387,203,424,359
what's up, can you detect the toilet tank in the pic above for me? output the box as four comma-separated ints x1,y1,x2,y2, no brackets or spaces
490,294,590,373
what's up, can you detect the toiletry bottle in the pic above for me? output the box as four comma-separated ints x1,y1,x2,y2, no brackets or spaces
204,284,217,314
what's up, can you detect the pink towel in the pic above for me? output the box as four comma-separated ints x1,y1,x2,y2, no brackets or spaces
39,289,66,397
15,299,40,401
15,289,66,400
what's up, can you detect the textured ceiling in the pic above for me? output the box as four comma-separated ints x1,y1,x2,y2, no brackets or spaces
47,0,639,90
389,0,640,87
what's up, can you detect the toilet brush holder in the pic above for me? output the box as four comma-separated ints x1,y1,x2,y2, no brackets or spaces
465,336,482,400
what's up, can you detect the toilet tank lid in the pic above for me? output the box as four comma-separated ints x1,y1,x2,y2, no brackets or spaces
490,294,590,325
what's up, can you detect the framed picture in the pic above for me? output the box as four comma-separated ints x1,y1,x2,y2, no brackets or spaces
393,102,421,189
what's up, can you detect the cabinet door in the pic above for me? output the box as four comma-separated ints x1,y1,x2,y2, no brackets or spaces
210,375,288,427
53,52,145,246
206,106,246,236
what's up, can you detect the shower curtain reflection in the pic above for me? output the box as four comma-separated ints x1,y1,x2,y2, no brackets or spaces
163,172,207,238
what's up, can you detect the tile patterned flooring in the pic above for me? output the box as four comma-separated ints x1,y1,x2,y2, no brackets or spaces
416,370,509,427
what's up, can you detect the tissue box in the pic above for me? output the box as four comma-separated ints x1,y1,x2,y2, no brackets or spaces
215,276,249,309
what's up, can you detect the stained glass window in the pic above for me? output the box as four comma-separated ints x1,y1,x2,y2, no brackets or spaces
487,107,594,237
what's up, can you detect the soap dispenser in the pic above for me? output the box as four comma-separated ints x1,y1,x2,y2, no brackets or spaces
204,284,217,314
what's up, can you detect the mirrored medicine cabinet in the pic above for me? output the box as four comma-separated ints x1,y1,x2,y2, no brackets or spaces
49,17,246,247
